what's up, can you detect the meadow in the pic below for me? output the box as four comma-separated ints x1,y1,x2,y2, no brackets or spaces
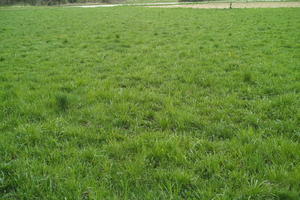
0,6,300,200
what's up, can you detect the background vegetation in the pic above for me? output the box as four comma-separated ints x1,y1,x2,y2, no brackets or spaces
0,0,120,6
1,6,300,200
1,0,299,6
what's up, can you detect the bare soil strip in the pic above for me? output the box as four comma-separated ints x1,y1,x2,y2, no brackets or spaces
146,2,300,9
74,2,193,8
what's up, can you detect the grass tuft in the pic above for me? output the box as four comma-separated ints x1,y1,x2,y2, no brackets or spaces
55,93,69,112
243,71,253,83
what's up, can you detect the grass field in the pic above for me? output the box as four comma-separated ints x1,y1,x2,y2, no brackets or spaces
0,6,300,200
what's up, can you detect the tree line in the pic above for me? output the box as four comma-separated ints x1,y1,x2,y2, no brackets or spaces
0,0,205,6
0,0,119,5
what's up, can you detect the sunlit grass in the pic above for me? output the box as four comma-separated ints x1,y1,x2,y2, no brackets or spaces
0,6,299,199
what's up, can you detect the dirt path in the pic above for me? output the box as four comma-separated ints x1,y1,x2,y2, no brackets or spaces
74,2,193,8
147,2,300,9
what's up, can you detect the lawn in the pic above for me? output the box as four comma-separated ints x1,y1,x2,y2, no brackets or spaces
0,6,300,200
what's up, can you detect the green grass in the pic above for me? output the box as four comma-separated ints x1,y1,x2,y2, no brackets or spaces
0,6,300,200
